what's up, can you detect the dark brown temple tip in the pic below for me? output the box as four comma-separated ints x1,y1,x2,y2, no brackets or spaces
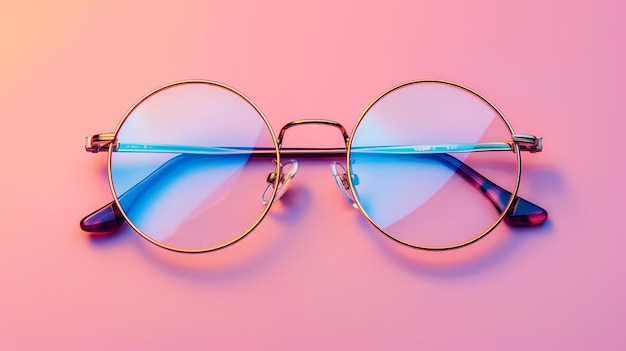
80,201,125,233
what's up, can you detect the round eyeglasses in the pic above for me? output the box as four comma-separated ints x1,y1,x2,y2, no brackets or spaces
80,80,547,252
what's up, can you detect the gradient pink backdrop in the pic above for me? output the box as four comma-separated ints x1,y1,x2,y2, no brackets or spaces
1,1,624,349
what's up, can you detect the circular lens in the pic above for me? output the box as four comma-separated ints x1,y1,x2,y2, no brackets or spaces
109,81,279,252
348,81,520,249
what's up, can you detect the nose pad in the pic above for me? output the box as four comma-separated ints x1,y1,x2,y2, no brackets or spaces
330,161,358,208
262,159,299,205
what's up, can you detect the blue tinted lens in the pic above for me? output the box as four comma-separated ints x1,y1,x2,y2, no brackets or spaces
349,81,520,249
110,81,279,252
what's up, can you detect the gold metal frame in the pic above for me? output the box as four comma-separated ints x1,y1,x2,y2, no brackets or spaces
105,80,281,253
83,79,544,253
347,80,525,250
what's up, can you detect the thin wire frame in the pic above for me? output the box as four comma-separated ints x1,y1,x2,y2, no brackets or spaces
106,80,282,253
81,79,547,253
347,80,522,250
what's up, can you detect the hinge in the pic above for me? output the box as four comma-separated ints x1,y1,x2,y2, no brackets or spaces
85,133,117,153
513,133,542,153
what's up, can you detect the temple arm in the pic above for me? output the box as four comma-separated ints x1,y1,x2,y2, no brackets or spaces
85,132,542,154
81,139,547,233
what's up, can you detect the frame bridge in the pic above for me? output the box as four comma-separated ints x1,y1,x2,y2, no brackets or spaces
277,119,349,148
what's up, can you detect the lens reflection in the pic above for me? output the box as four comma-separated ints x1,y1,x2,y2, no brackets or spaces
109,81,278,252
349,81,520,249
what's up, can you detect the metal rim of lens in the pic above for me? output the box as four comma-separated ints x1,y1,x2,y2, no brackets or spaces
346,79,522,250
106,80,281,253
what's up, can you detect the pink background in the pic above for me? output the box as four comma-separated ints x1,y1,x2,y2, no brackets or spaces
1,1,624,349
